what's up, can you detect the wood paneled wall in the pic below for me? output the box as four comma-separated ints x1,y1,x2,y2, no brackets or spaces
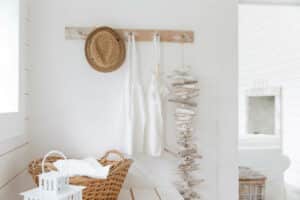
0,135,32,200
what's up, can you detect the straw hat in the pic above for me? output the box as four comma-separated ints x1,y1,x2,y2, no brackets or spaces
85,27,126,72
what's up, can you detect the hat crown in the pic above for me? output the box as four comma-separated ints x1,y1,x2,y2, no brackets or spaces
94,31,120,65
85,27,125,73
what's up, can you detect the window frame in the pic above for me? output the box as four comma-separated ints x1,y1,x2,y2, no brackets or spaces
0,0,27,143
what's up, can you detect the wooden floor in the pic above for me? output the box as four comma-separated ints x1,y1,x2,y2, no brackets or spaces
0,164,183,200
118,188,183,200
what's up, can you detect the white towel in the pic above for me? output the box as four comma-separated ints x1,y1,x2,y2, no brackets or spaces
145,34,168,156
53,158,110,179
120,34,146,155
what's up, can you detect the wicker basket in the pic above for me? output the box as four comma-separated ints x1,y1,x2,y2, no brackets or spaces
28,150,133,200
239,167,266,200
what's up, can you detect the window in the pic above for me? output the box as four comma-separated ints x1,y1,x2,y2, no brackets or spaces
0,0,19,113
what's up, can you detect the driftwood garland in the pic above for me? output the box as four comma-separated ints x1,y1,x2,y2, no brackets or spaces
169,67,203,200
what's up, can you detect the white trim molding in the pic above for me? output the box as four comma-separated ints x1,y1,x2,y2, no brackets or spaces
239,0,300,5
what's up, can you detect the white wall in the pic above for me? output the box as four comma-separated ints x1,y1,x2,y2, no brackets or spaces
28,0,238,199
239,4,300,199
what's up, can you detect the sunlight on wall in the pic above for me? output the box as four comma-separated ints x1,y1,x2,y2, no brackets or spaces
0,0,19,113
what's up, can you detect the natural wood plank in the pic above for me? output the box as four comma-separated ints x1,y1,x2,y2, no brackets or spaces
130,188,135,200
132,188,160,200
156,188,184,200
65,27,194,43
118,189,131,200
154,188,162,200
118,188,184,200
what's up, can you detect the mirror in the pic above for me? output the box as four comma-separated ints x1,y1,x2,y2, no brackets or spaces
248,96,275,135
245,87,281,137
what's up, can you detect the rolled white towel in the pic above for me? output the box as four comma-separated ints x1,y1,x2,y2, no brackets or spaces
53,157,110,179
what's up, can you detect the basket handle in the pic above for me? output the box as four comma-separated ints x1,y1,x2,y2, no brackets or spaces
42,150,67,174
101,150,125,163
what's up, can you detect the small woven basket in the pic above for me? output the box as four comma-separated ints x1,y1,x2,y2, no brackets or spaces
239,167,266,200
28,150,133,200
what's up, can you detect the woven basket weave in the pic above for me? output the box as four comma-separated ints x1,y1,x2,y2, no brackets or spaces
28,150,133,200
239,167,266,200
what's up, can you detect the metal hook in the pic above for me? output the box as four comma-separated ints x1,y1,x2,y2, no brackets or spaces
181,33,187,43
127,32,134,42
127,31,133,36
181,34,186,67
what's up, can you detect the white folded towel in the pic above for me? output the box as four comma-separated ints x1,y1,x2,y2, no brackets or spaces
53,157,110,179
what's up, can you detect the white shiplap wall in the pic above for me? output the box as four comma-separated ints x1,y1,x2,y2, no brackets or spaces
0,136,33,200
239,4,300,191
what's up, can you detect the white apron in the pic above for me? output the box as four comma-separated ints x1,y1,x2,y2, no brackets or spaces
121,33,146,155
145,34,167,156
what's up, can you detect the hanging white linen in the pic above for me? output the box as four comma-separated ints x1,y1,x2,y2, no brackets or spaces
145,34,168,156
121,33,146,155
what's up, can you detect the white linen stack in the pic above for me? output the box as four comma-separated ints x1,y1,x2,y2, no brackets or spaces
53,158,110,179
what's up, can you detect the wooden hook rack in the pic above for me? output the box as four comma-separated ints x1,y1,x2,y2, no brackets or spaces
65,26,194,43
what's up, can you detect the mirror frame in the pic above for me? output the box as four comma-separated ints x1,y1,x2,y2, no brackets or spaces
240,87,282,149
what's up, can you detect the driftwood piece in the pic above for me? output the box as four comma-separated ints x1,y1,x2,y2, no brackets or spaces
176,127,194,132
172,80,198,86
164,148,178,158
168,99,197,107
169,68,202,200
175,116,194,121
177,124,192,129
168,75,195,81
173,87,200,93
180,84,198,89
172,94,199,101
